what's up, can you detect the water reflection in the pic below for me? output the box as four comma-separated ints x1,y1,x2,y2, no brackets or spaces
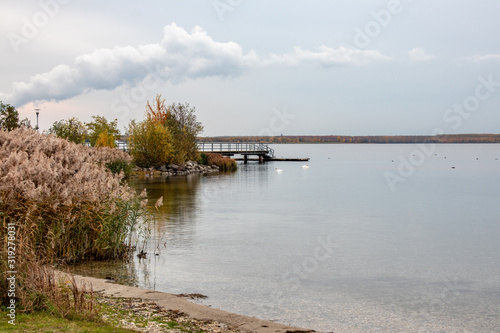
129,174,201,249
70,174,205,287
70,166,272,288
238,162,271,186
65,145,500,332
69,259,140,287
197,163,270,208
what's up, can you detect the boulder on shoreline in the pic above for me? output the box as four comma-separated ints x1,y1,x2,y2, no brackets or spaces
132,161,219,178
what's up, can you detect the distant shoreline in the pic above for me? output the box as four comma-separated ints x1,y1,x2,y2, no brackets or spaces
198,134,500,144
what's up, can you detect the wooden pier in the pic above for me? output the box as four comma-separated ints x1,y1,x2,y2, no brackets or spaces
197,142,309,163
117,141,309,163
234,157,310,162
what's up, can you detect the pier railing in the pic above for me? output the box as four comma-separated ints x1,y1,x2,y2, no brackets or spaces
117,140,276,159
197,142,275,158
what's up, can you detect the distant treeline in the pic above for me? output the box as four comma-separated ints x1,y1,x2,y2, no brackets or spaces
198,134,500,144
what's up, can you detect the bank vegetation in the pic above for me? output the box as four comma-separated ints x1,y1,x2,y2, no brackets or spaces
0,126,150,319
0,97,236,325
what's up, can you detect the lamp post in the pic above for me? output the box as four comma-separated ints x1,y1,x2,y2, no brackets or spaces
35,108,40,130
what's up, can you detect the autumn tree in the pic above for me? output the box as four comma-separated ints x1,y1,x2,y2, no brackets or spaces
145,95,169,125
85,116,120,147
127,119,174,168
127,95,203,168
95,131,117,148
145,95,203,164
48,117,87,144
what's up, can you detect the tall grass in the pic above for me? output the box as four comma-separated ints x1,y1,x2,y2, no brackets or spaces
202,153,237,172
0,127,149,314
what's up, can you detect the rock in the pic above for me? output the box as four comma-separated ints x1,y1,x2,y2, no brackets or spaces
167,164,179,170
130,161,219,179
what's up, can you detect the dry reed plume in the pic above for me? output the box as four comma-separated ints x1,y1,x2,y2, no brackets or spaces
0,127,149,314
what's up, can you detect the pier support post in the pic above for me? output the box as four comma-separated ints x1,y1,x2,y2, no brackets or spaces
244,155,248,164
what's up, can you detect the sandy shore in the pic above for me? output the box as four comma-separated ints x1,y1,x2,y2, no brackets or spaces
64,272,315,333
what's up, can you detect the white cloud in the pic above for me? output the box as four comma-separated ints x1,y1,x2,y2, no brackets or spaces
267,45,391,67
471,54,500,62
408,48,434,62
1,23,392,106
1,23,254,106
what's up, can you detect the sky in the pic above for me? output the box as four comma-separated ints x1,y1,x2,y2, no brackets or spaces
1,0,499,136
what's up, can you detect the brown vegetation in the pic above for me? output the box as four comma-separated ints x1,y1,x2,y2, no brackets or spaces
201,153,237,172
0,127,149,314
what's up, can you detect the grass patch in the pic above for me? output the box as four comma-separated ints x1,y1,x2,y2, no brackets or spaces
0,312,138,333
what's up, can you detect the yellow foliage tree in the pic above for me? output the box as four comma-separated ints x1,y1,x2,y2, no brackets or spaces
95,130,116,148
127,120,174,168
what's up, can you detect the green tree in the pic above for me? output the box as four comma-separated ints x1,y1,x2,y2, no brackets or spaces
127,119,174,168
0,102,20,131
85,116,120,147
48,117,87,144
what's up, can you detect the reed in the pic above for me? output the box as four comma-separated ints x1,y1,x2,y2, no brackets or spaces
0,127,150,315
203,153,237,172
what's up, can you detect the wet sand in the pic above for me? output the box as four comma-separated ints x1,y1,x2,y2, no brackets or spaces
63,271,315,333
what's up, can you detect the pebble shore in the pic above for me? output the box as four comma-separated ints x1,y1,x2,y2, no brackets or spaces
63,272,313,333
97,293,251,332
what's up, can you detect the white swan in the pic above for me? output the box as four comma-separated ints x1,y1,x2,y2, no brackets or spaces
301,164,309,168
275,167,283,173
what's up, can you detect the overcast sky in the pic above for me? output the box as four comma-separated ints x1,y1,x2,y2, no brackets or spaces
1,0,499,136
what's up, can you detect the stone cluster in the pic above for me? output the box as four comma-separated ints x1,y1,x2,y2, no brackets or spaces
133,161,219,178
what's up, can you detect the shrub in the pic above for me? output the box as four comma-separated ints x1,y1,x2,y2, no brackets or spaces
204,153,237,172
105,160,133,177
198,152,208,165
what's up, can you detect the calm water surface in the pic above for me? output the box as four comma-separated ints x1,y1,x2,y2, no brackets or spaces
72,144,500,332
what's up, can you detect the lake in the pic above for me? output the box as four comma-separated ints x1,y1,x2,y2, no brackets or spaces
71,144,500,332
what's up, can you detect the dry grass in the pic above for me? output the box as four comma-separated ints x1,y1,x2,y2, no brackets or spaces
0,127,149,315
204,153,237,172
17,261,97,319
